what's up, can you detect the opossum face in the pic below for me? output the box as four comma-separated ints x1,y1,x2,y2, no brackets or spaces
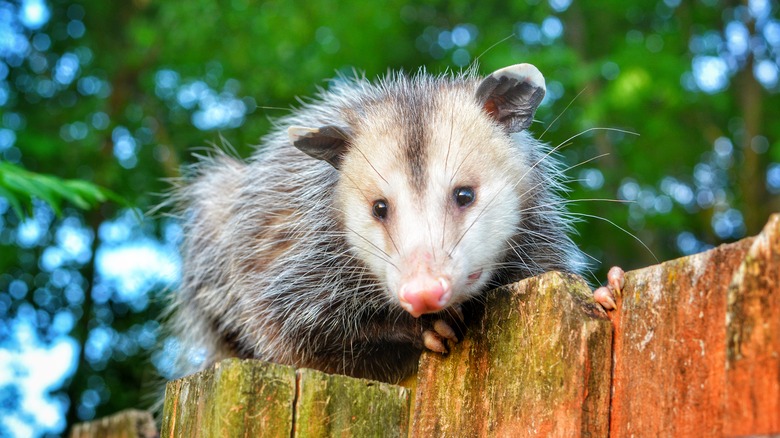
290,64,546,317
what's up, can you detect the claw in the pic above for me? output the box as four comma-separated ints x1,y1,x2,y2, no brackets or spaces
433,319,458,343
423,330,448,353
593,286,616,310
594,266,624,311
607,266,625,293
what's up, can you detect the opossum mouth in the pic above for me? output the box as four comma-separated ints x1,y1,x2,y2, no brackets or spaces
466,269,483,285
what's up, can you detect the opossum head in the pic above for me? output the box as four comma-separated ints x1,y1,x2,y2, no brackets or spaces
289,64,546,317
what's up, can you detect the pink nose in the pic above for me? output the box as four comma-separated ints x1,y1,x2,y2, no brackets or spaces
398,276,452,318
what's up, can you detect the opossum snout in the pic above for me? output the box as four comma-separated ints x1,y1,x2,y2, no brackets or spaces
398,275,452,318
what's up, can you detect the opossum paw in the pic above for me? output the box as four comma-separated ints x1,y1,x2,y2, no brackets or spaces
433,319,458,343
607,266,625,292
421,305,464,353
422,329,448,353
422,319,458,354
593,286,616,310
594,266,624,311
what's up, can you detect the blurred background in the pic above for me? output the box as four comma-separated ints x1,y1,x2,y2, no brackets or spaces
0,0,778,436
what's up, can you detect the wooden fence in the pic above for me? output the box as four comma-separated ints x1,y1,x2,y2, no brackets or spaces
71,214,780,437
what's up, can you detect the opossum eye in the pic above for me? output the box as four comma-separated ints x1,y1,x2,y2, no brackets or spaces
454,187,476,208
372,200,388,220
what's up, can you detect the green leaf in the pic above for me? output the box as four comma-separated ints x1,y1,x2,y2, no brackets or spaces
0,161,128,218
0,185,25,218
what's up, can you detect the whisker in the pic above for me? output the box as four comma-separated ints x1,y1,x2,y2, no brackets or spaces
256,105,293,112
562,153,611,173
447,165,518,254
540,87,588,139
473,33,514,65
520,198,633,213
448,116,484,186
340,223,399,271
353,145,389,185
555,127,639,151
444,99,456,173
569,212,658,262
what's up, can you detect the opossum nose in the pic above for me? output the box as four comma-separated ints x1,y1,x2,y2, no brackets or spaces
398,276,452,318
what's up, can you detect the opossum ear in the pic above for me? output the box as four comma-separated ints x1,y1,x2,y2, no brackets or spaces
476,63,546,133
288,125,351,169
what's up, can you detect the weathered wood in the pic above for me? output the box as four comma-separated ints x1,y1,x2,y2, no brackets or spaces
609,237,754,436
69,409,156,438
398,371,418,413
294,368,410,437
161,358,296,437
160,358,410,438
78,215,780,436
410,271,612,437
724,214,780,435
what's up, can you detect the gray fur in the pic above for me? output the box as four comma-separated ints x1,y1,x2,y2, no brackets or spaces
167,67,585,383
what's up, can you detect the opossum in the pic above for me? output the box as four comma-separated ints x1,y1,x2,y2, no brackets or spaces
168,63,595,383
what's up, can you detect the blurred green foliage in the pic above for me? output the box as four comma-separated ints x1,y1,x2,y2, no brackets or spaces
0,0,778,436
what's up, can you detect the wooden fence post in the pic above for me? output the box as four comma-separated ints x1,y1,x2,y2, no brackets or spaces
69,409,156,438
410,271,613,437
294,368,409,437
724,214,780,435
609,213,780,436
160,358,410,437
71,214,780,437
161,358,297,437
